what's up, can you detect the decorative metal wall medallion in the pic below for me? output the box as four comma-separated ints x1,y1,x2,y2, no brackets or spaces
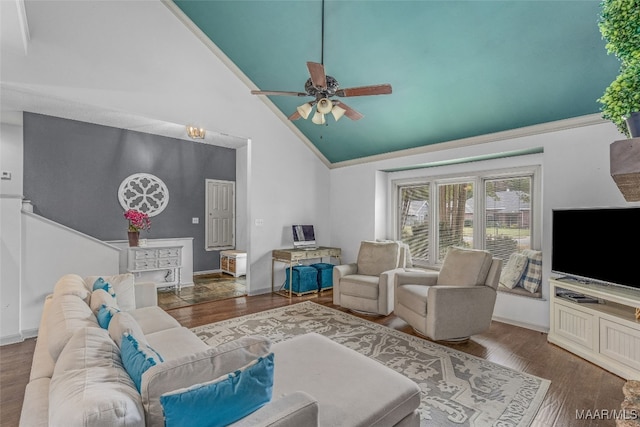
118,173,169,217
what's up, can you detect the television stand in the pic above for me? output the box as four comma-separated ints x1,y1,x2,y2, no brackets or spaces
548,278,640,379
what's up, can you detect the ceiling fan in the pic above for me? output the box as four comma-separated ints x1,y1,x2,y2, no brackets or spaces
250,0,392,125
251,62,392,124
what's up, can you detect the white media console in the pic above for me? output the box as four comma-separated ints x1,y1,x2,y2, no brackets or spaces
548,277,640,379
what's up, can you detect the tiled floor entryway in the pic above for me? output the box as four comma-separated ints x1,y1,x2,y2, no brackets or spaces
157,273,247,310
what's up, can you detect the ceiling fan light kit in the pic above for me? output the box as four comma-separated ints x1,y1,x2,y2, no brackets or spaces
331,104,346,121
297,102,313,120
316,98,333,114
312,111,326,125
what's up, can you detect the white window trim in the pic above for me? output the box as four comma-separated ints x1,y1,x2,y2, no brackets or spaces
391,165,541,268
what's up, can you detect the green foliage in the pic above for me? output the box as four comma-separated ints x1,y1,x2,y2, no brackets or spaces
598,61,640,136
598,0,640,136
599,0,640,65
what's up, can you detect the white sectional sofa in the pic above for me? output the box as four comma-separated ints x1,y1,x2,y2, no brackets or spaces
20,273,421,427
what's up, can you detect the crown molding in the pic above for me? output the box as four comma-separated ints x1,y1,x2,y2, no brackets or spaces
329,114,608,169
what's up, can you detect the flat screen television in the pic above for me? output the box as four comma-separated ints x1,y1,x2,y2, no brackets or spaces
552,207,640,290
292,225,316,248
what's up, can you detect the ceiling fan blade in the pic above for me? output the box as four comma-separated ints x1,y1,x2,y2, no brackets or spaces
289,110,302,121
251,90,308,97
335,101,364,121
336,84,392,97
307,62,327,89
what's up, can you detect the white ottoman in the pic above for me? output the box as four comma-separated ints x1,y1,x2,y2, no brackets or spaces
272,333,421,427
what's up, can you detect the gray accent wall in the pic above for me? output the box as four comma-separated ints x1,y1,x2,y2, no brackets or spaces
23,112,236,273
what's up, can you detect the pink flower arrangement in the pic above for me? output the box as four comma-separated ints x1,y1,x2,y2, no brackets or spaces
124,209,151,232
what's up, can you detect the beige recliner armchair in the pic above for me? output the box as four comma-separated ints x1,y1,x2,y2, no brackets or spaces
333,241,404,316
394,247,503,341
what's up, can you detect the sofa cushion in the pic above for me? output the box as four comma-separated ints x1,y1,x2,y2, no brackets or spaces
437,247,493,286
128,306,181,335
19,377,50,427
121,332,164,392
29,295,56,381
90,288,119,316
49,366,143,427
108,311,147,348
356,241,400,276
49,326,143,427
91,277,116,297
46,294,100,362
85,274,136,312
141,335,271,427
145,327,209,361
97,305,120,329
53,274,92,304
53,327,124,375
160,353,275,427
499,253,529,289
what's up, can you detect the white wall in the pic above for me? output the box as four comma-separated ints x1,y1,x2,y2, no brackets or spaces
330,121,638,331
0,1,331,341
0,122,24,344
21,213,120,334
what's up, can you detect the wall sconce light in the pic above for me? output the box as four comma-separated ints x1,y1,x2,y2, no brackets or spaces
186,126,206,139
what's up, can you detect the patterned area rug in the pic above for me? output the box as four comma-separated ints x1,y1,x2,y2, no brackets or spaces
192,301,550,427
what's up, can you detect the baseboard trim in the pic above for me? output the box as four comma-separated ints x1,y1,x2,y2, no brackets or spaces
194,269,222,276
0,333,24,346
492,315,549,334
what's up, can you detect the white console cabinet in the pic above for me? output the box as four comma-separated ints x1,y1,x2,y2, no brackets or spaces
107,238,194,289
128,246,182,290
548,278,640,379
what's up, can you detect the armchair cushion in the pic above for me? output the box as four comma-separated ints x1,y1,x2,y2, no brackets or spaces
437,247,493,286
356,241,400,276
396,284,430,315
340,275,380,299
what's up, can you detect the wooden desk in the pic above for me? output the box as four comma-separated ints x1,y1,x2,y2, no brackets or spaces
272,247,341,298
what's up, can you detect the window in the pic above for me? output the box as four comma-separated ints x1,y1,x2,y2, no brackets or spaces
395,169,536,267
484,177,532,261
437,182,473,262
399,185,430,263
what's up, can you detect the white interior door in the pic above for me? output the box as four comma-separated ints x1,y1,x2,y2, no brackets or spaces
205,179,235,250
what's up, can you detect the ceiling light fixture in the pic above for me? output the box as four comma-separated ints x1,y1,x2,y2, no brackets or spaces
186,126,205,139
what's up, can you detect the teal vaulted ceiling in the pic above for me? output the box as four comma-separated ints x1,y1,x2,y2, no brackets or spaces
174,0,621,164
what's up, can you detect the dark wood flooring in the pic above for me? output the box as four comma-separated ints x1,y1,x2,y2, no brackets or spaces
1,291,624,427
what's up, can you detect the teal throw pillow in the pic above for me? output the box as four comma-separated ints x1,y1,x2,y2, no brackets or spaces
121,332,164,392
97,304,120,329
92,277,116,297
160,353,275,427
